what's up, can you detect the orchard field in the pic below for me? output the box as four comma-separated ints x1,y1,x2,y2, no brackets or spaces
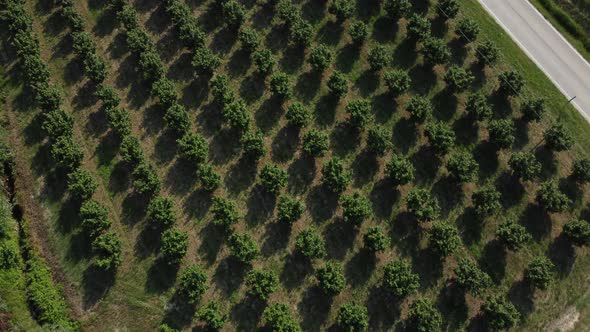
1,0,590,331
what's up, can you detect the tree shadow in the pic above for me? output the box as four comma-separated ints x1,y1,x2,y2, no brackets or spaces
287,154,316,194
410,145,441,185
261,220,291,256
153,130,178,166
42,11,67,37
370,178,400,220
264,24,290,52
432,88,459,122
93,6,118,37
134,221,162,259
280,45,305,74
280,252,313,290
495,171,525,208
229,295,266,331
317,20,344,46
535,147,557,180
478,239,506,284
108,161,131,193
453,113,479,146
167,52,195,83
323,218,357,260
449,38,469,65
345,249,376,287
298,286,333,331
366,285,400,331
390,212,421,258
314,94,339,127
330,122,361,157
513,117,530,150
431,175,463,218
160,291,196,331
182,75,210,111
456,207,482,246
121,193,149,227
508,279,535,318
355,70,380,97
209,128,240,166
412,247,444,288
255,96,285,133
197,222,226,266
184,188,213,221
560,176,584,209
392,117,418,154
436,281,468,331
373,16,400,41
81,264,116,310
393,38,418,69
372,92,396,124
547,234,576,278
210,27,238,54
228,48,251,78
409,64,437,94
306,184,339,224
224,156,258,195
239,72,266,104
164,158,198,196
295,70,322,102
271,125,300,163
335,43,360,73
145,257,181,294
213,257,250,296
473,140,499,179
245,184,277,227
351,150,379,186
519,203,552,241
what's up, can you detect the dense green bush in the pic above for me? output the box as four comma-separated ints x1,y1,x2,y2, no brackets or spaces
327,71,349,98
138,50,164,81
197,164,221,191
222,99,251,132
228,232,259,263
295,227,326,259
262,303,301,332
211,74,235,106
466,92,492,120
383,260,419,297
386,154,415,185
368,45,390,71
525,256,555,290
407,14,431,41
317,260,346,296
367,126,392,155
178,264,208,304
147,196,176,229
120,135,144,166
151,77,178,108
132,162,161,195
349,20,369,44
521,98,546,121
406,96,432,123
177,132,208,164
563,219,590,246
105,107,131,137
336,303,369,332
438,0,460,19
67,168,98,201
407,298,443,332
253,49,275,75
241,130,267,160
497,219,531,250
454,258,492,296
238,27,260,52
192,47,221,74
321,157,352,193
303,129,329,157
425,121,456,155
246,269,279,300
80,200,111,238
196,301,226,331
363,226,390,253
0,241,19,270
444,65,474,92
277,194,304,224
488,119,515,149
482,296,520,331
211,196,239,228
509,152,541,181
536,181,571,213
429,222,461,258
308,44,333,72
447,151,478,183
289,19,313,47
270,72,292,98
476,39,500,65
222,0,246,27
341,192,371,226
329,0,355,21
422,37,451,65
259,163,288,194
406,188,440,222
384,0,412,19
456,18,480,43
346,99,372,129
498,70,524,96
51,135,83,171
160,228,188,265
384,69,411,95
286,102,312,128
472,186,501,218
544,123,573,151
92,232,122,270
164,103,191,134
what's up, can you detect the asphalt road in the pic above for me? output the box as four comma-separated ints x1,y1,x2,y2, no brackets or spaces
477,0,590,121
